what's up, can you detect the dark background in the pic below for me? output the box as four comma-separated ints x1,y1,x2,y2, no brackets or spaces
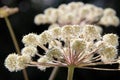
0,0,120,80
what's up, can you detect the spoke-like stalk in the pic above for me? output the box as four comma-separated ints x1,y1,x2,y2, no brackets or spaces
49,67,59,80
80,67,119,71
67,66,75,80
5,17,29,80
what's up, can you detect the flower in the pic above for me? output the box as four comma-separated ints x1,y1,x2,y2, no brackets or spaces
16,55,31,70
34,2,119,28
4,53,18,72
103,8,116,16
98,45,117,63
21,46,38,57
37,55,51,70
46,47,62,59
5,25,119,72
34,14,48,25
71,39,86,52
50,27,61,39
48,23,60,29
5,53,31,72
38,30,53,45
82,25,101,41
22,33,38,46
0,6,18,18
103,33,119,46
99,15,119,27
61,25,74,39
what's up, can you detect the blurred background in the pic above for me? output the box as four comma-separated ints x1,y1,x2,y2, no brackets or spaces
0,0,120,80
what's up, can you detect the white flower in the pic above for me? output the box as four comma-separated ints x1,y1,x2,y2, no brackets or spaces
22,33,38,46
61,25,74,39
103,8,116,16
34,2,119,28
37,56,51,70
38,31,53,45
99,15,120,27
4,53,18,72
5,53,31,72
21,46,37,57
46,47,62,59
72,25,81,36
103,33,119,46
48,40,62,49
58,4,68,11
71,39,86,52
50,27,61,39
99,46,117,63
78,7,89,20
94,25,103,34
48,23,60,29
16,55,31,70
86,41,95,52
44,8,58,16
68,2,84,10
82,25,101,41
34,14,48,25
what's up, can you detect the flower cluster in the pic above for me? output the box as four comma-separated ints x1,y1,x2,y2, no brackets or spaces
34,2,119,27
0,6,19,18
5,53,31,72
5,25,120,72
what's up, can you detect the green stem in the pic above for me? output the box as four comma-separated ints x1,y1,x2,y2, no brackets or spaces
5,17,29,80
67,66,75,80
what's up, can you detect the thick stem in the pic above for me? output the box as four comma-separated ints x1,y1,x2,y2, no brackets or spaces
49,67,59,80
67,66,75,80
5,17,29,80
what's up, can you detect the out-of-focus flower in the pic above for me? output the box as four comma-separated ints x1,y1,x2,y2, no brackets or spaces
34,2,119,28
0,6,19,18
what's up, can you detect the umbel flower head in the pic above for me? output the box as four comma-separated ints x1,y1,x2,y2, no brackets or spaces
34,2,119,28
5,25,120,72
0,6,19,18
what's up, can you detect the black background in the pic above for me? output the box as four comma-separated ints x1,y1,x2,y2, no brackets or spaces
0,0,120,80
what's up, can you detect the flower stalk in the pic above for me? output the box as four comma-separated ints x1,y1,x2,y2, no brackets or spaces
5,17,20,54
5,17,29,80
49,67,59,80
67,66,75,80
